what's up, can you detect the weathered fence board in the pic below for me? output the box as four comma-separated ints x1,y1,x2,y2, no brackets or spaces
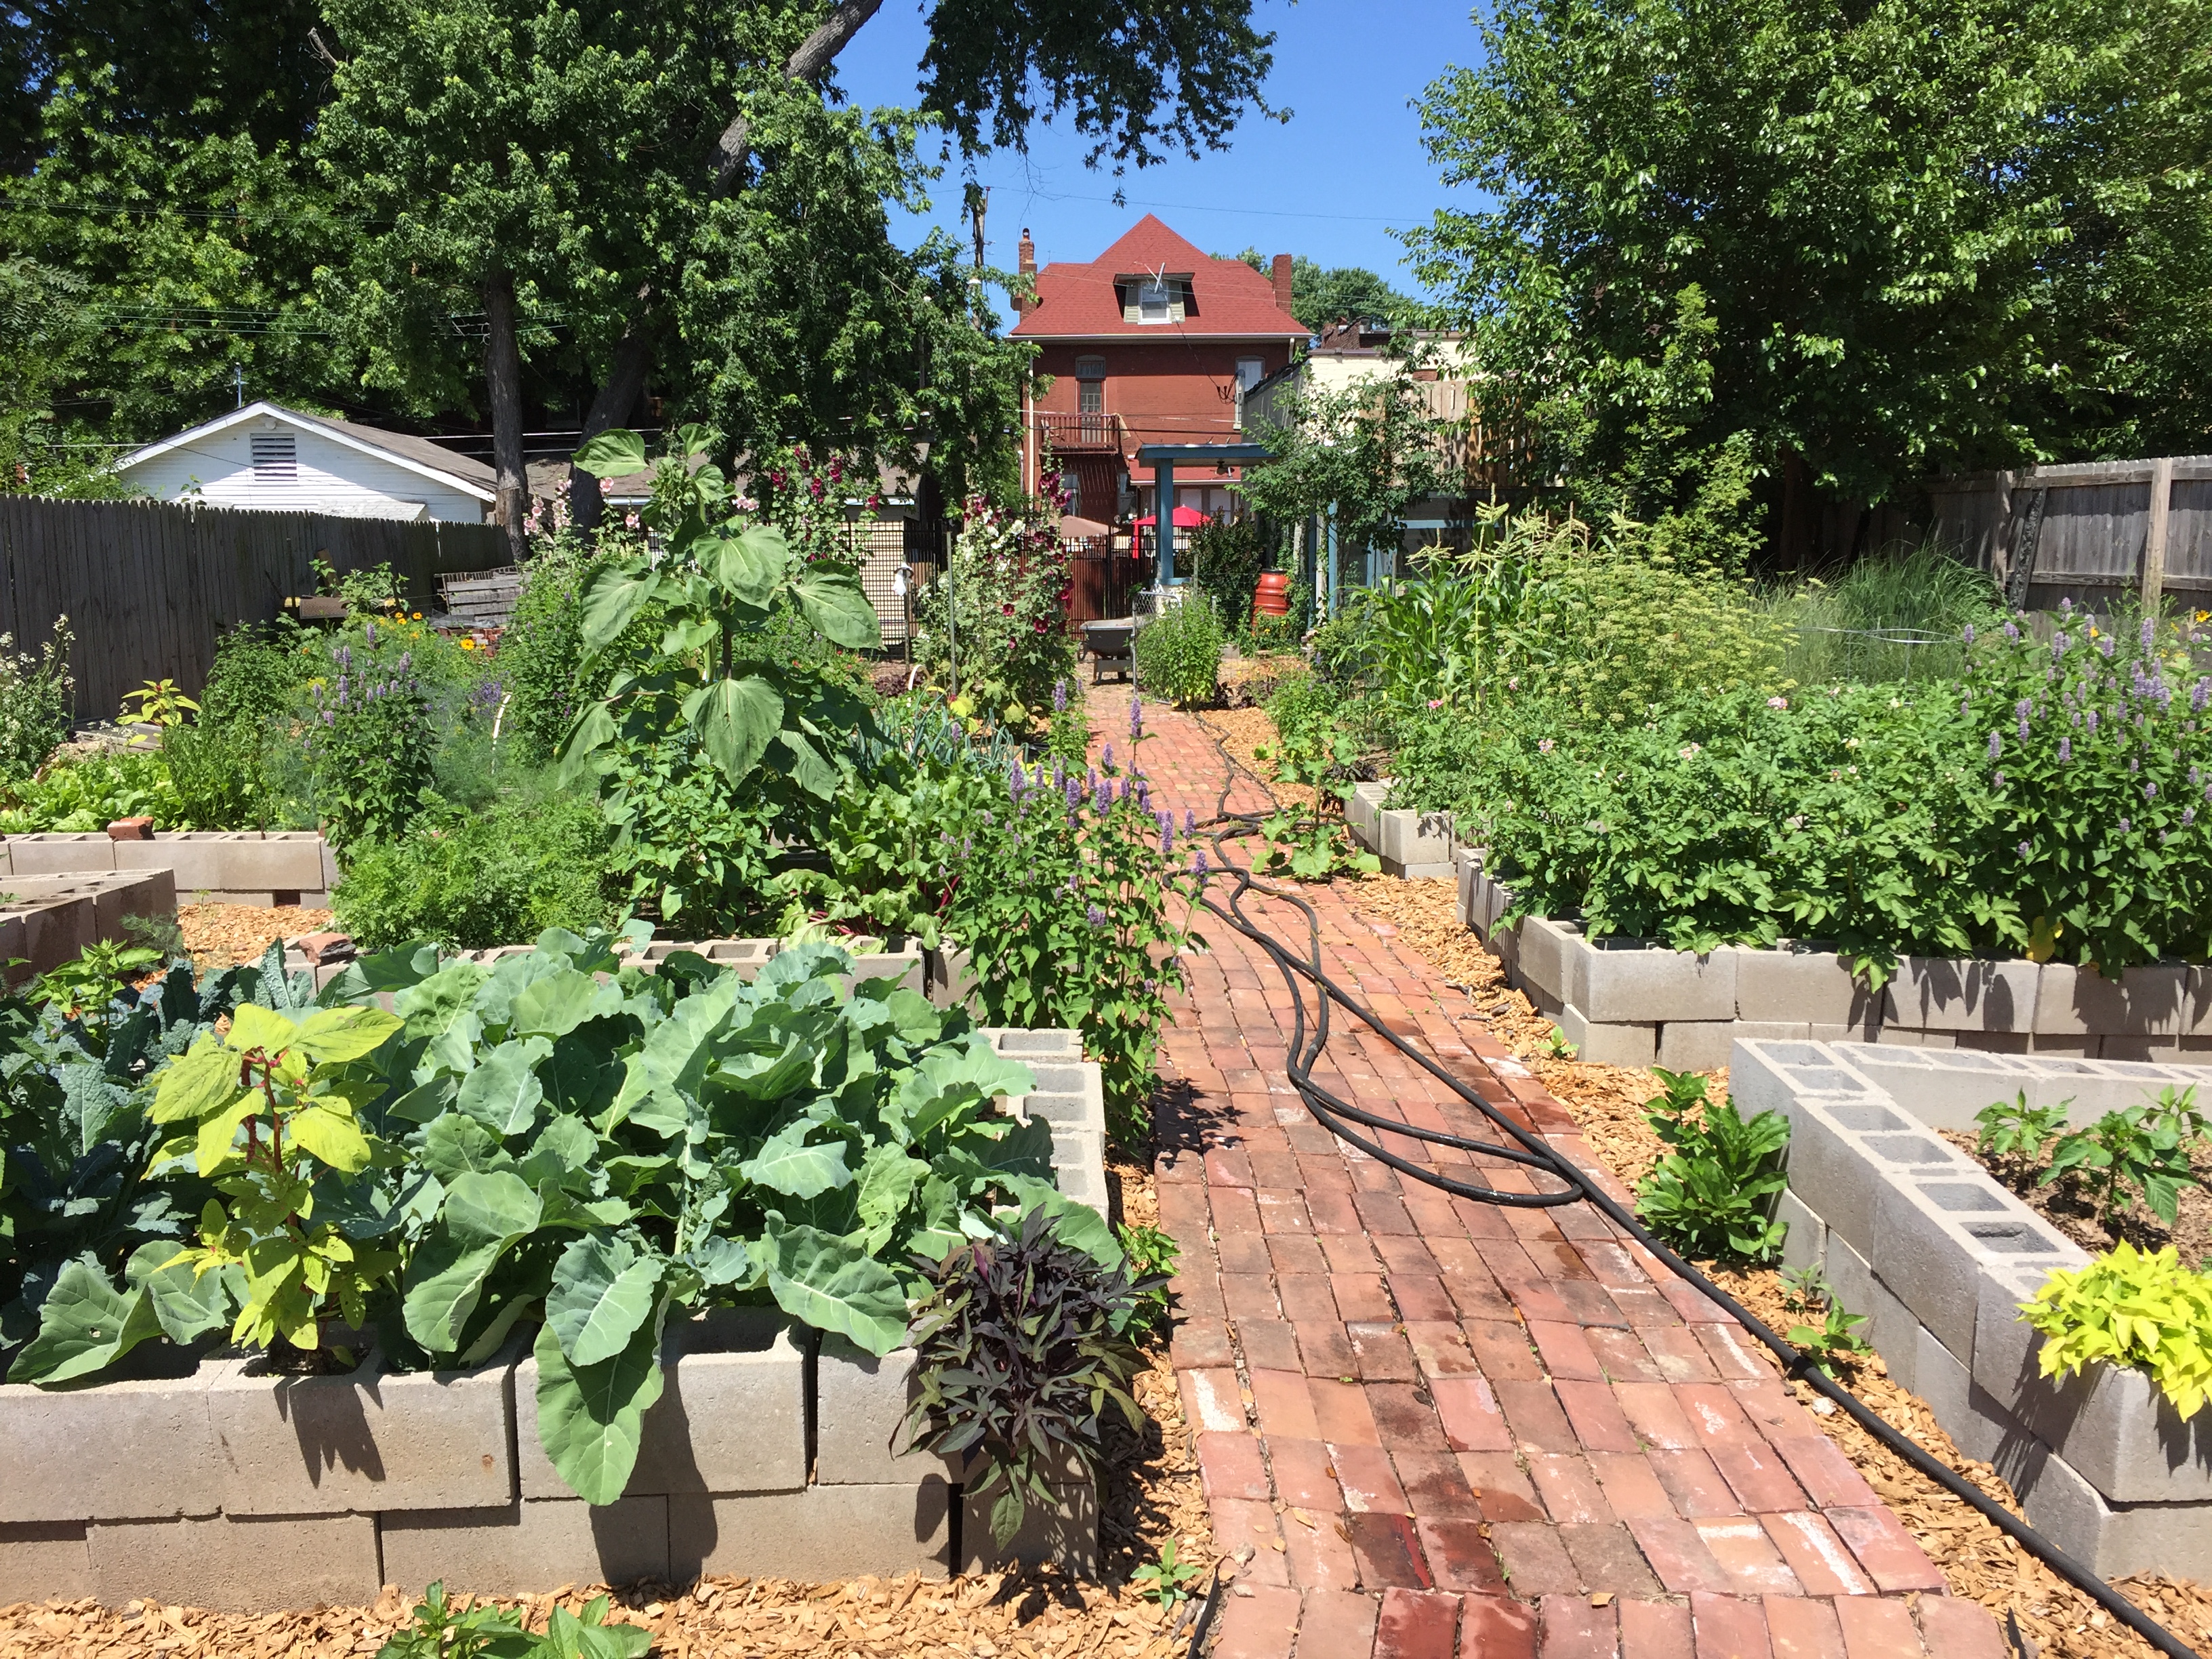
1929,455,2212,613
0,496,508,720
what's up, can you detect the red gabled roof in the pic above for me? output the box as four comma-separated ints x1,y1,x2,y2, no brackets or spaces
1010,214,1308,342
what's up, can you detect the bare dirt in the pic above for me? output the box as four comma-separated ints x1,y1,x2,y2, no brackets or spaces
177,902,333,972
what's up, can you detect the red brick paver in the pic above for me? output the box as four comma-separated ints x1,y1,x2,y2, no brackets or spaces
1115,697,2005,1657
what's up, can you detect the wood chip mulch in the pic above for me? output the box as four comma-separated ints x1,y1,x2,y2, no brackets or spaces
178,902,333,972
1339,869,2212,1659
0,1145,1209,1658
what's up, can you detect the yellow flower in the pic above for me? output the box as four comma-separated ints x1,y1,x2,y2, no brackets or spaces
460,637,476,649
413,611,423,620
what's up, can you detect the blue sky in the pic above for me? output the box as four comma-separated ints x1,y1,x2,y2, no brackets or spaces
834,0,1486,323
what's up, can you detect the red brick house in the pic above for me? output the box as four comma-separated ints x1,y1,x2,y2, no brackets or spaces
1011,216,1308,527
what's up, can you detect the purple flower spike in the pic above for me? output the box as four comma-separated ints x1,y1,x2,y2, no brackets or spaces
1130,694,1143,739
1994,771,2006,787
1052,679,1068,713
2122,817,2133,833
1086,904,1107,928
321,710,333,726
2195,678,2209,714
2187,808,2198,827
2058,737,2072,762
2143,618,2157,652
1158,810,1174,857
2003,619,2020,642
1065,775,1082,811
2146,782,2158,800
1191,848,1208,875
1185,809,1197,834
1093,781,1110,815
1963,623,1975,645
2087,710,2100,733
1103,743,1114,770
364,621,377,648
1988,731,2002,760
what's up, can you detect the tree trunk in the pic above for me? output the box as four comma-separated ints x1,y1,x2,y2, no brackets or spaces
567,0,889,521
485,273,529,564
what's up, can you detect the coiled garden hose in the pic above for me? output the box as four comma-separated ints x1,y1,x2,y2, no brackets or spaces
1176,731,2198,1659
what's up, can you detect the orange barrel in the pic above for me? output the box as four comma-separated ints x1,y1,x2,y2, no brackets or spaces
1252,571,1292,623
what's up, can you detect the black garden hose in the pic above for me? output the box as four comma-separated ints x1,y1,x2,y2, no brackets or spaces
1174,725,2197,1659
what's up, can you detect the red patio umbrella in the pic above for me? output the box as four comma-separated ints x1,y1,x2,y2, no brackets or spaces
1130,505,1211,528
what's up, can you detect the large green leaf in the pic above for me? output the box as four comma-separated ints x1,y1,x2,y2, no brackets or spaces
546,1235,665,1368
708,524,790,610
740,1122,853,1200
131,1242,240,1345
685,675,783,783
778,730,841,800
763,1222,908,1357
457,1039,553,1137
7,1258,163,1385
579,564,659,651
556,701,619,787
512,970,612,1040
150,1036,245,1126
792,563,882,649
419,1111,514,1181
396,962,492,1040
571,429,649,479
533,1311,666,1506
293,1005,403,1063
403,1171,543,1352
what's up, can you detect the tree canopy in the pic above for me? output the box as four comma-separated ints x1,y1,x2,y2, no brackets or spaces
1233,251,1422,337
1404,0,2212,512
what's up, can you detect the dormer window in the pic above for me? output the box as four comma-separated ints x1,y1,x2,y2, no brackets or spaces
1137,280,1172,324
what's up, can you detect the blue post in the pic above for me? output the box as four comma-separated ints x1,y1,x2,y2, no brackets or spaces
1324,509,1340,620
1153,459,1177,583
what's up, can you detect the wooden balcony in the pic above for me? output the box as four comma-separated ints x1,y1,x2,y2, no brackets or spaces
1036,411,1127,454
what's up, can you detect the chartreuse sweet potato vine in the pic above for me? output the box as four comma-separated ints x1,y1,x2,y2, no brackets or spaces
6,928,1118,1509
2022,1241,2212,1419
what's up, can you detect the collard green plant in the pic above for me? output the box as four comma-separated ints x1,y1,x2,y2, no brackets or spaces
3,943,320,1380
2022,1241,2212,1420
1635,1067,1788,1263
901,1207,1152,1548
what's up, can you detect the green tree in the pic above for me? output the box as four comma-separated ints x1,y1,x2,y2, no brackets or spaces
1403,0,2212,512
1233,250,1420,335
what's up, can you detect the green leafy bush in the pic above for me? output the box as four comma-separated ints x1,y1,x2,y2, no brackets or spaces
0,619,73,785
1976,1092,2073,1162
2021,1240,2212,1419
304,636,437,849
0,747,184,832
163,718,268,830
2041,1086,2208,1225
199,621,309,731
1253,712,1378,880
902,1207,1149,1547
910,495,1076,723
1184,517,1265,632
1635,1068,1788,1262
1134,592,1223,708
499,533,626,762
331,793,614,951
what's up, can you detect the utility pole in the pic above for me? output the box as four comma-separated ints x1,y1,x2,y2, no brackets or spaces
233,365,245,409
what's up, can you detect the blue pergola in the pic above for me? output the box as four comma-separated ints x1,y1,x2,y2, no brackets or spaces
1134,441,1273,586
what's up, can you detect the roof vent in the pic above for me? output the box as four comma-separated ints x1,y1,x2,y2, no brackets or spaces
251,430,297,483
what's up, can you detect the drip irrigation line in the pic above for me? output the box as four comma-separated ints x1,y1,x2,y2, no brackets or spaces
1170,716,2197,1659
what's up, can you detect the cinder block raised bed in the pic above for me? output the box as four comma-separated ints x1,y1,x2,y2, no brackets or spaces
1457,853,2212,1067
1346,781,1456,878
1738,1038,2212,1577
0,869,176,985
0,830,335,906
0,1039,1108,1610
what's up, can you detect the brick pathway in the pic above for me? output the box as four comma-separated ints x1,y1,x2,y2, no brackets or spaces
1112,695,2007,1658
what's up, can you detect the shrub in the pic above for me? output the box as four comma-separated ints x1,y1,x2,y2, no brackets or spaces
903,1207,1149,1547
910,495,1075,722
0,618,73,784
2022,1240,2212,1419
200,621,307,731
1185,516,1265,632
331,792,613,951
1134,592,1223,708
499,533,615,760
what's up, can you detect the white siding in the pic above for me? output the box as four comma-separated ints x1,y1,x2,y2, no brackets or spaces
119,424,487,523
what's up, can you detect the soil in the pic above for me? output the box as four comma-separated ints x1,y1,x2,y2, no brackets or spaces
177,902,333,973
0,1147,1216,1659
1941,1126,2212,1271
1339,866,2212,1659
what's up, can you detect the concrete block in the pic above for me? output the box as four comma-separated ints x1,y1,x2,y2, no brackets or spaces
1517,918,1583,1012
1868,1172,2074,1361
1997,1434,2212,1580
815,1340,963,1486
1729,1039,1864,1120
86,1511,380,1612
1882,957,2041,1033
1,1361,224,1524
1732,948,1879,1026
1456,848,1479,929
12,893,94,977
1667,1019,1818,1072
1580,941,1736,1023
518,1309,805,1500
1776,1188,1825,1275
2036,962,2194,1038
1557,1004,1655,1067
88,869,174,942
380,1496,669,1595
5,834,114,875
848,948,925,998
111,832,234,892
1347,782,1385,851
1838,1047,2034,1131
1771,1091,1920,1259
926,944,977,1010
1377,807,1455,878
1973,1269,2212,1505
1908,1330,2008,1465
0,1521,93,1604
319,837,341,893
1879,1027,1958,1048
959,1477,1098,1576
669,1482,951,1582
207,1347,518,1515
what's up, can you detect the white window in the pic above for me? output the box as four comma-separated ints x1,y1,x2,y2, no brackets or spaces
251,430,297,483
1236,356,1265,390
1137,280,1172,324
1076,354,1106,415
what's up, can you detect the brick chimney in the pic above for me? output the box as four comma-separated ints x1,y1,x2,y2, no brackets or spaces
1015,228,1037,315
1271,253,1294,315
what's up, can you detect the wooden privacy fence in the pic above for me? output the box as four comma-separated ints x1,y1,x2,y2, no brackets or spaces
0,495,509,722
1928,455,2212,614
